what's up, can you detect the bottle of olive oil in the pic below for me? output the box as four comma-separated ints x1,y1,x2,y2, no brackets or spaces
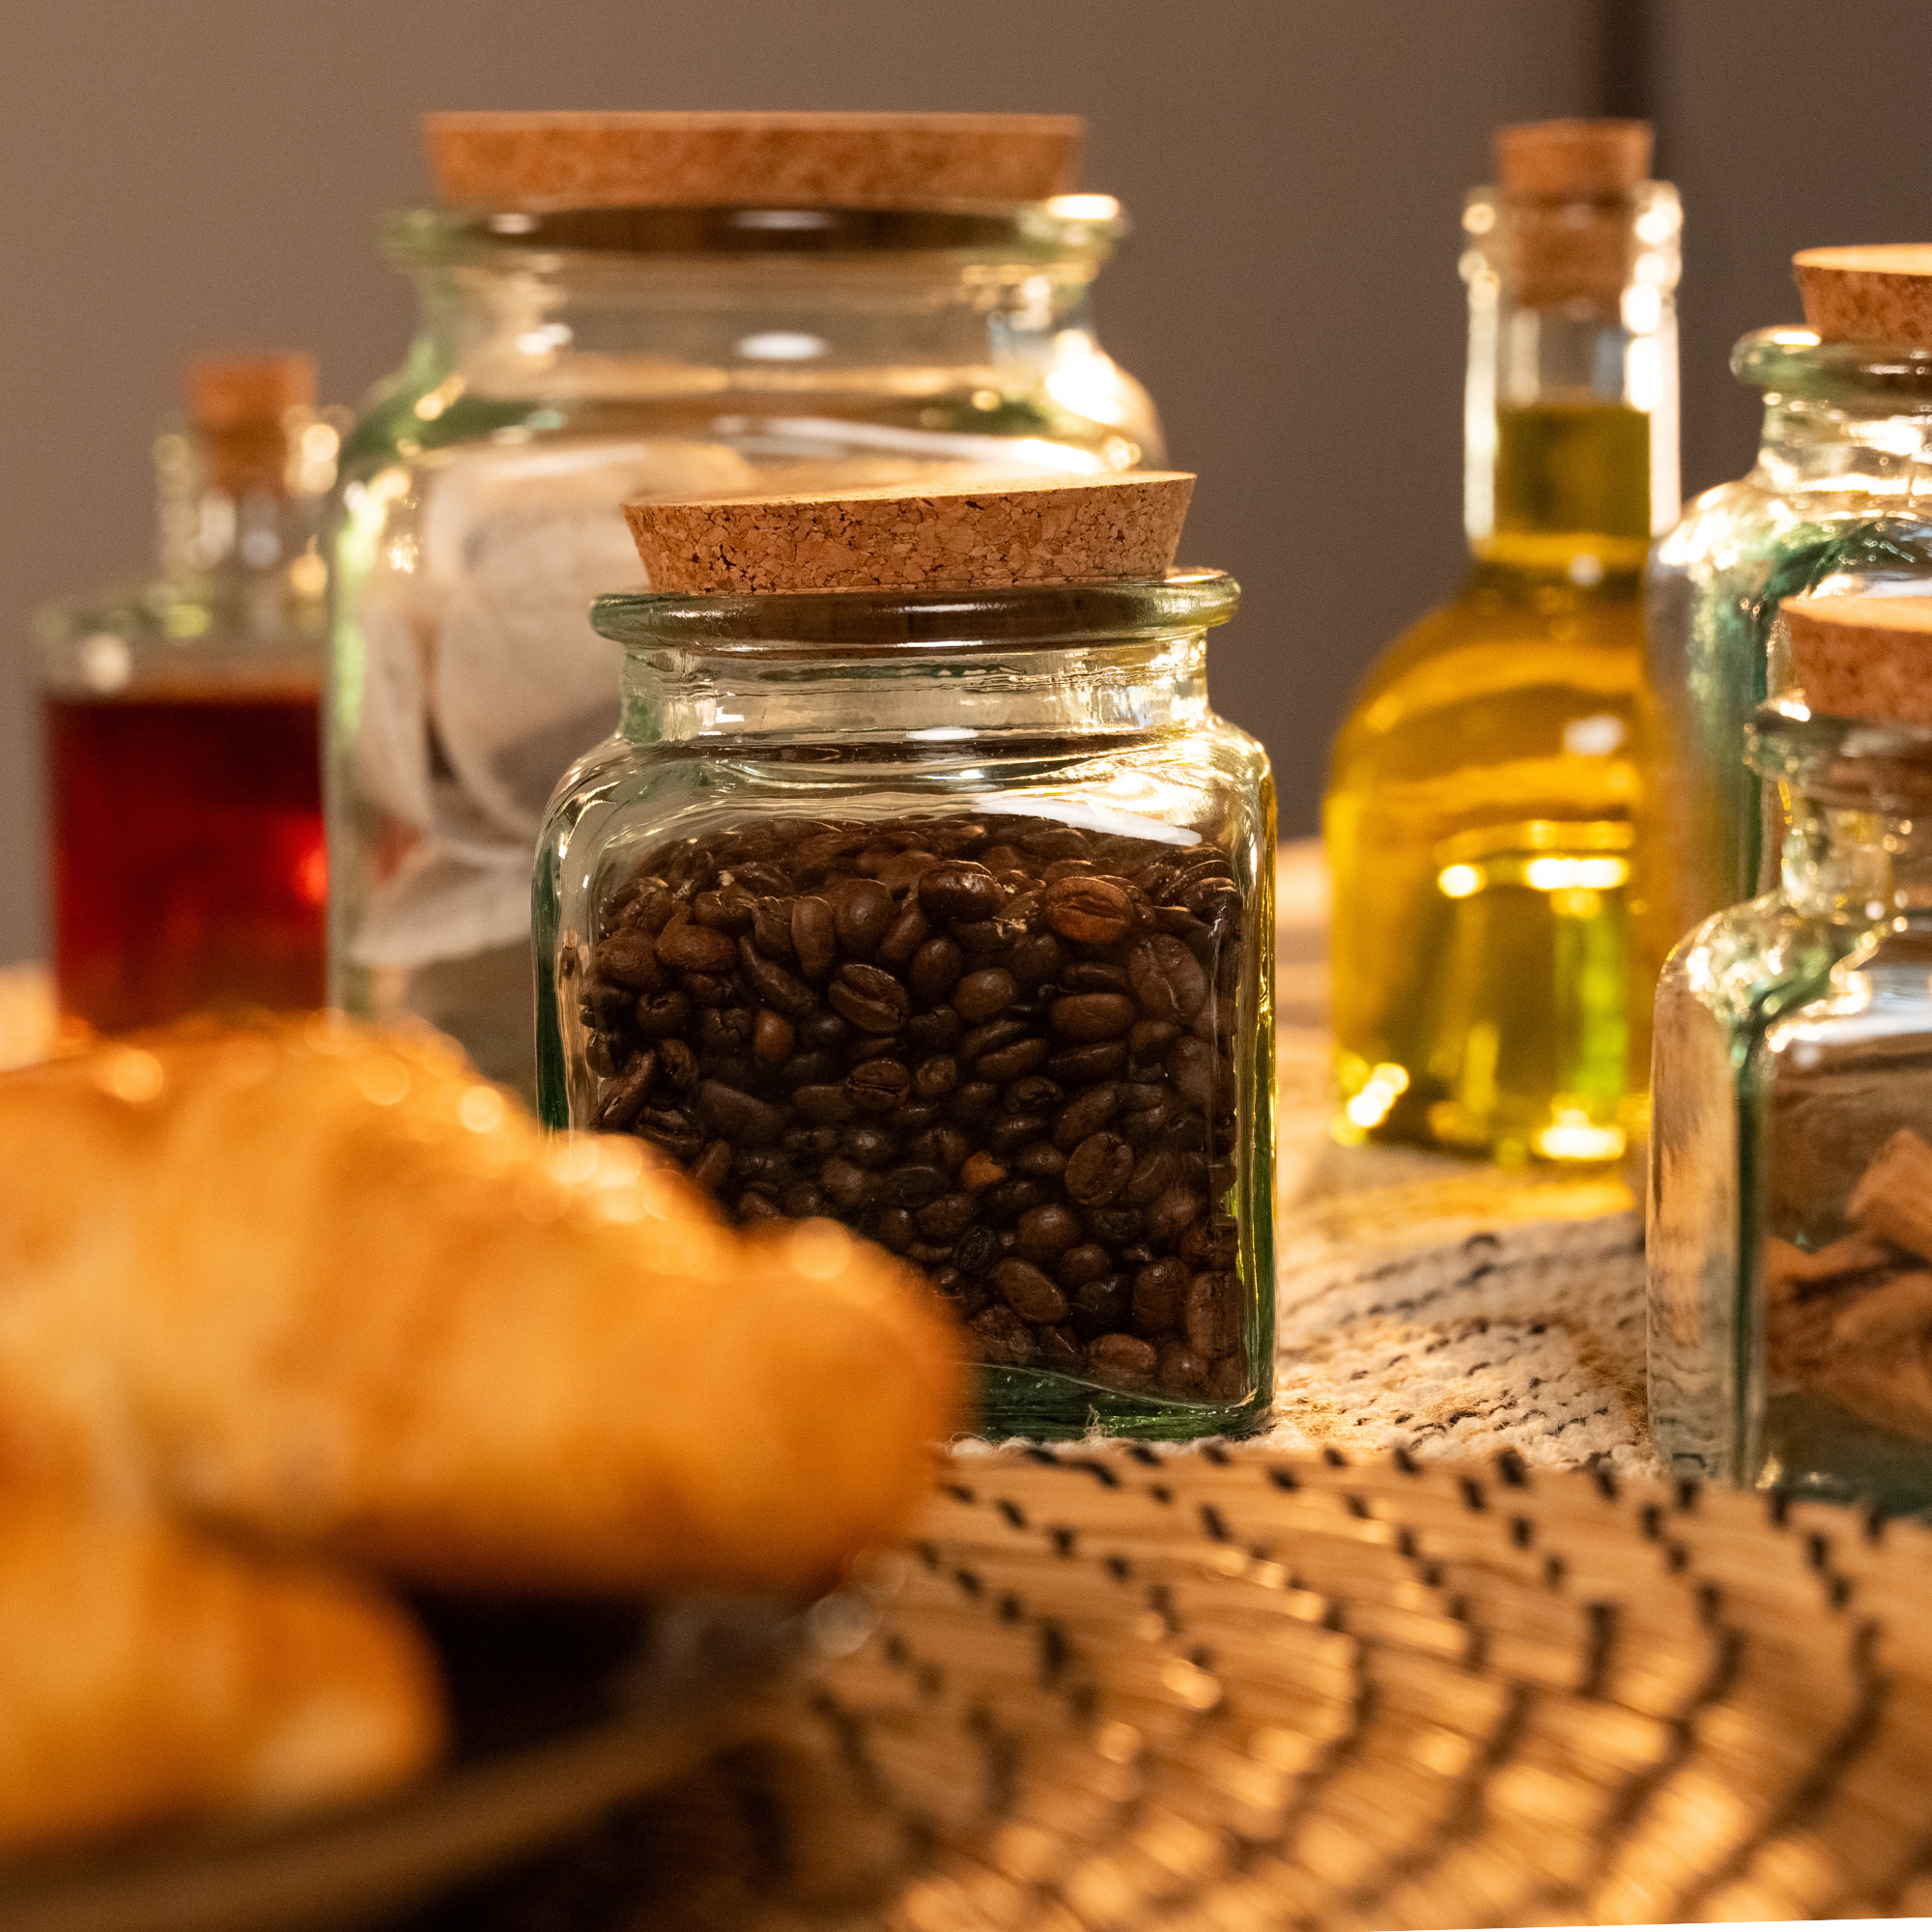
1325,120,1680,1166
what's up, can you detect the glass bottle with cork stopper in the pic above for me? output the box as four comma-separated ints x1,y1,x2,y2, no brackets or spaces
37,352,341,1034
535,471,1276,1440
1651,594,1932,1509
1324,119,1679,1169
1648,246,1932,953
329,110,1160,1098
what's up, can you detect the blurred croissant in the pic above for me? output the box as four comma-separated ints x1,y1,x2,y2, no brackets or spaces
0,1018,961,1594
0,1488,440,1854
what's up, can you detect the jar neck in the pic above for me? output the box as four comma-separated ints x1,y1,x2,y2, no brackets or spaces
620,635,1211,749
1460,181,1680,575
1753,395,1932,501
1780,789,1932,924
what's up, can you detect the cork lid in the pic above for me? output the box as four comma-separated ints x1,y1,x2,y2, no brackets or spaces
424,111,1084,212
1795,246,1932,350
624,472,1195,593
1782,594,1932,725
1494,119,1652,197
185,352,316,430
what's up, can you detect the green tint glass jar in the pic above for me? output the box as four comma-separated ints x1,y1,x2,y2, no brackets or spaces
1650,698,1932,1509
534,571,1275,1439
327,195,1157,1096
1647,327,1932,951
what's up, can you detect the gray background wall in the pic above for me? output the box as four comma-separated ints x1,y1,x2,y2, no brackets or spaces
0,0,1926,965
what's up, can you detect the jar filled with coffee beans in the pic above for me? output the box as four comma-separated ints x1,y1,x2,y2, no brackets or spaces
535,475,1275,1438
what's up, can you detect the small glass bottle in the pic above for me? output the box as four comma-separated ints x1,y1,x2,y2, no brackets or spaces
37,354,343,1033
1648,246,1932,952
328,111,1160,1098
535,476,1276,1440
1650,594,1932,1510
1324,121,1679,1168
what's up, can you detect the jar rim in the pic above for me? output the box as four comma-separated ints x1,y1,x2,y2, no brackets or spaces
1748,697,1932,806
590,567,1238,656
383,199,1125,270
1732,327,1932,406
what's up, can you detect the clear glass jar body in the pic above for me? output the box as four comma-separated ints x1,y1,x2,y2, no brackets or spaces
37,403,342,1032
328,202,1161,1096
533,574,1275,1440
1649,704,1932,1512
1646,330,1932,950
1325,180,1679,1167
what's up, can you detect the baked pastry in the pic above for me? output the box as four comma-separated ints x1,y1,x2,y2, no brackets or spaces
0,1487,440,1854
0,1018,962,1594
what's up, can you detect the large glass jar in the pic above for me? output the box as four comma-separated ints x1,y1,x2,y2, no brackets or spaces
1650,699,1932,1510
534,571,1275,1441
327,198,1158,1095
1646,329,1932,948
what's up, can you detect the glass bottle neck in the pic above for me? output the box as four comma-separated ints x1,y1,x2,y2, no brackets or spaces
1754,396,1932,502
1460,182,1680,577
619,635,1210,749
1781,789,1932,924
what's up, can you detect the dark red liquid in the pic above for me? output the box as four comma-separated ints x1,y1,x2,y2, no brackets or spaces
48,688,327,1033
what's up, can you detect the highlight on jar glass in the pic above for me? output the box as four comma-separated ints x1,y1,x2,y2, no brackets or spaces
1650,594,1932,1513
1324,119,1679,1170
37,351,343,1034
1649,243,1932,952
535,472,1276,1440
328,109,1161,1099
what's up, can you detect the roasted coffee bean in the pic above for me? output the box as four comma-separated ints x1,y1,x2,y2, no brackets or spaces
737,939,814,1019
950,1082,999,1122
658,1037,699,1091
839,1124,897,1170
1056,1243,1112,1291
913,1055,959,1101
751,899,797,961
693,888,755,934
957,1017,1029,1065
1088,1205,1144,1244
1000,1074,1060,1113
916,1192,978,1243
1166,1036,1219,1108
982,1177,1046,1224
1016,1141,1067,1179
780,1050,839,1091
1053,1083,1121,1150
637,1106,703,1161
1132,1257,1189,1335
636,990,694,1038
831,878,895,957
1157,1339,1208,1394
684,974,734,1007
610,877,675,934
780,1182,827,1218
1051,993,1136,1041
594,1051,657,1131
994,1258,1068,1323
1045,1041,1128,1084
737,1191,781,1224
1061,960,1130,994
1065,1131,1135,1207
920,861,1007,923
581,980,636,1032
586,1032,620,1079
910,1124,972,1171
1037,1324,1086,1374
1069,1273,1132,1338
1179,1214,1239,1270
1145,1184,1205,1245
696,1080,783,1147
904,1008,963,1055
876,848,939,893
1205,1353,1250,1402
854,1207,907,1253
1184,1272,1242,1358
1089,1332,1157,1389
975,1037,1050,1083
986,1113,1047,1156
1015,1203,1082,1263
972,1306,1037,1368
952,967,1017,1024
878,903,931,966
906,1241,953,1267
827,963,910,1034
1123,1148,1179,1208
591,931,663,991
785,1125,840,1162
877,1163,945,1209
734,1148,789,1184
691,1139,733,1193
753,1010,795,1065
846,1059,911,1114
1044,874,1133,946
698,1007,754,1058
656,916,737,973
955,1224,1002,1278
790,897,837,979
1009,933,1065,984
792,1084,857,1125
895,1101,941,1133
1129,1017,1180,1058
906,937,964,1006
1020,825,1088,861
960,1151,1007,1191
819,1157,875,1212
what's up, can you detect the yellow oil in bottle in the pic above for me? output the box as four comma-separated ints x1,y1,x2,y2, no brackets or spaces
1324,402,1658,1167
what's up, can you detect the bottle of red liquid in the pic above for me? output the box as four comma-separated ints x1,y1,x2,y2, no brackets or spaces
38,354,343,1034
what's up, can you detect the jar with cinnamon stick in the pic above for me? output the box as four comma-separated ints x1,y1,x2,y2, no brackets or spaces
535,472,1275,1440
1651,594,1932,1509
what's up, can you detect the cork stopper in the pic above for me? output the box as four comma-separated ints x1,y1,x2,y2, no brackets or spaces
185,352,316,430
1782,595,1932,725
1494,120,1652,198
424,111,1084,212
1794,246,1932,350
624,472,1194,594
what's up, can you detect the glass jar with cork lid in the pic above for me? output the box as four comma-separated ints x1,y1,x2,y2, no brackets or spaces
1650,594,1932,1511
535,473,1275,1440
1648,246,1932,952
329,111,1159,1097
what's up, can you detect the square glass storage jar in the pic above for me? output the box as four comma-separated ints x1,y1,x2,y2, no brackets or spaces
534,570,1275,1439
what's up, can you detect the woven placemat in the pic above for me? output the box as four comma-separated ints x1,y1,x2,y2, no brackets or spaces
415,1444,1932,1929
